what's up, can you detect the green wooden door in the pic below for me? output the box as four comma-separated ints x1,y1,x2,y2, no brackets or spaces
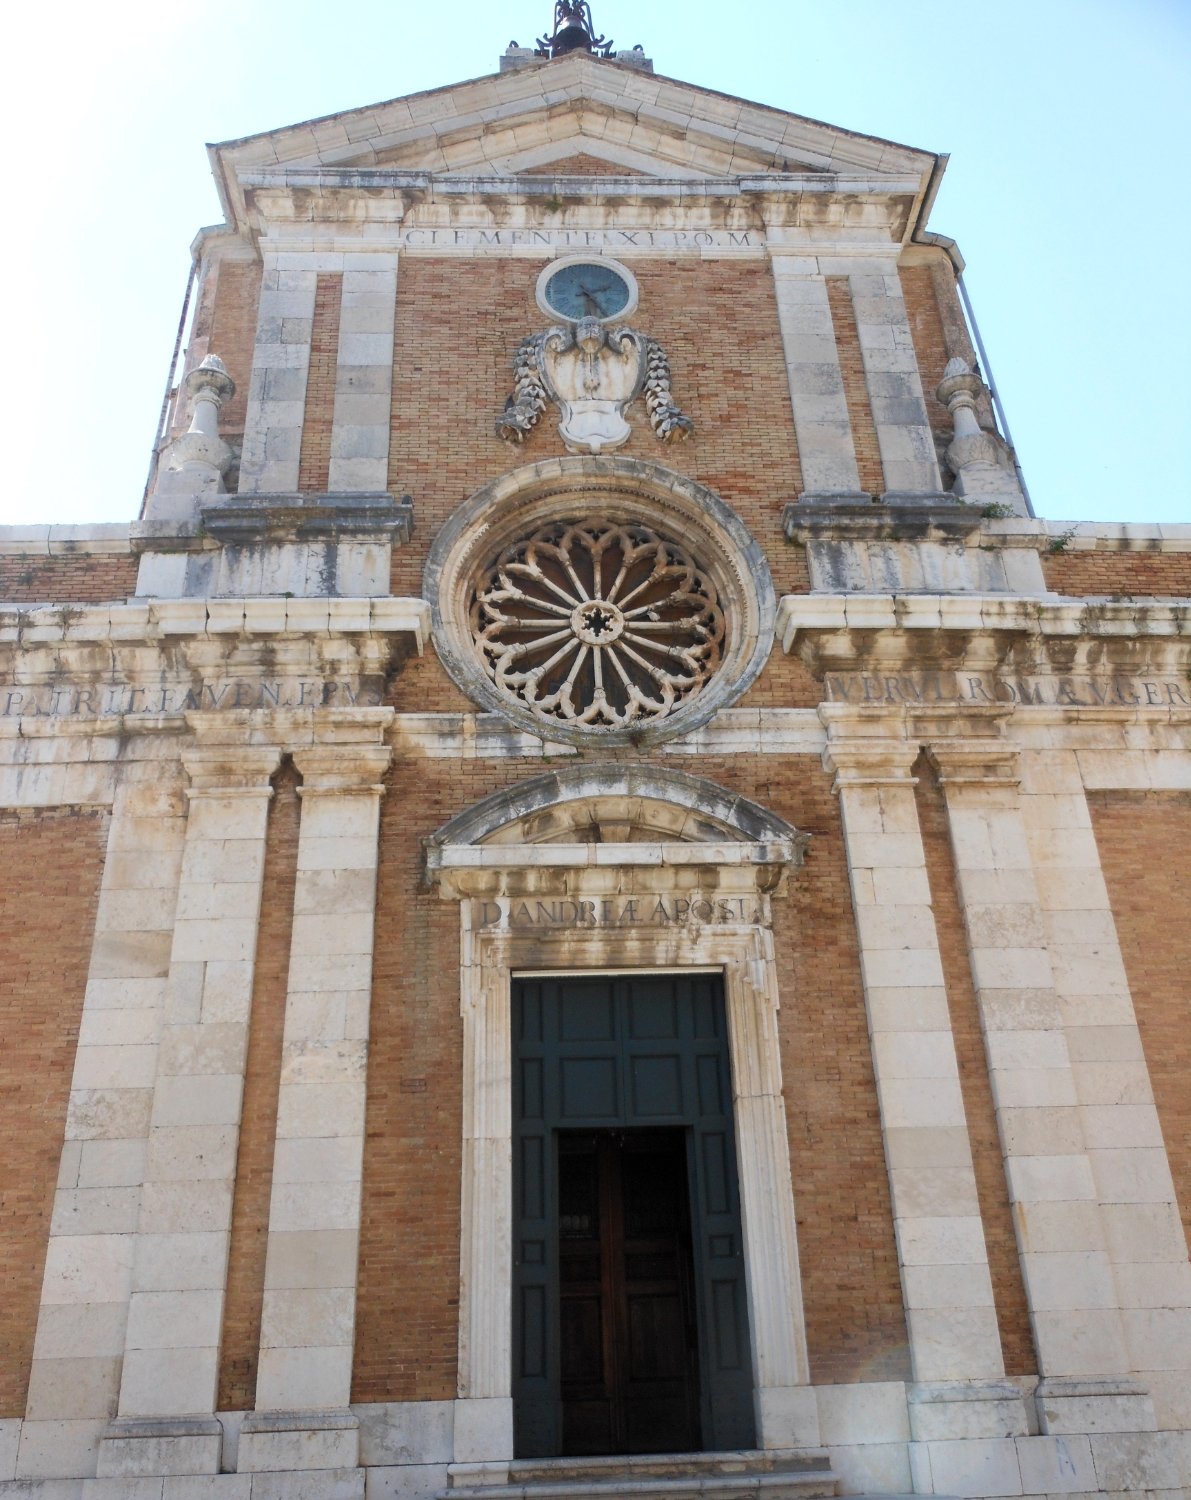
513,973,755,1458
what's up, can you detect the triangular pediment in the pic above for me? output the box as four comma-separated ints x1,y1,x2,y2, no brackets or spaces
210,52,938,228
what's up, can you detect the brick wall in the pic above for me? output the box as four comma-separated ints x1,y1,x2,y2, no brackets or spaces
0,554,137,605
899,266,951,442
218,764,300,1411
1088,791,1191,1253
1042,551,1191,597
353,752,907,1399
826,277,884,495
0,807,108,1417
386,256,805,598
519,155,645,176
208,260,263,439
297,275,344,492
916,757,1038,1376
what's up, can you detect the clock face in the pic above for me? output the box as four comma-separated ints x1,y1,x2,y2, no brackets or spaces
539,259,636,322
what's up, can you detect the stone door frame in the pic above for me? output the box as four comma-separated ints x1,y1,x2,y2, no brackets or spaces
425,764,820,1466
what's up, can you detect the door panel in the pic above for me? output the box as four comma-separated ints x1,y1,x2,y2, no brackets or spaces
558,1130,699,1456
513,974,756,1458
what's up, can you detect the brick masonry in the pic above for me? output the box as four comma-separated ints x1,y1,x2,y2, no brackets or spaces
218,764,301,1412
297,274,345,493
899,265,952,444
386,256,805,598
1043,550,1191,596
0,807,108,1417
826,276,885,495
1088,790,1191,1252
209,260,264,441
0,554,137,604
352,750,909,1401
519,154,645,175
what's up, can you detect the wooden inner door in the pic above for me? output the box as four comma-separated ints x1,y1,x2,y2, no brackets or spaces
557,1128,700,1456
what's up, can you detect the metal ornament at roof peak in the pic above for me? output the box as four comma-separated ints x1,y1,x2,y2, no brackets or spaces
535,1,614,58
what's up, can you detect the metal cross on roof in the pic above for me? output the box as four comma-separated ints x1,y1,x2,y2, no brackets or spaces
535,1,614,58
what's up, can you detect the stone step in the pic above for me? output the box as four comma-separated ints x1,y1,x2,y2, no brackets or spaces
445,1449,840,1500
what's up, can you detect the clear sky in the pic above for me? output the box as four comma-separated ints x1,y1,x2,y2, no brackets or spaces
2,0,1188,527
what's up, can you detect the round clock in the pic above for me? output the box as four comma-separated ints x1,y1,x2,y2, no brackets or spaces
536,256,639,323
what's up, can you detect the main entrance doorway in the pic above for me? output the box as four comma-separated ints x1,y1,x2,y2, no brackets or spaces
513,973,755,1460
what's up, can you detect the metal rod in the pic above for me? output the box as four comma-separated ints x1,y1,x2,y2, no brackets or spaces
141,257,199,516
957,271,1035,517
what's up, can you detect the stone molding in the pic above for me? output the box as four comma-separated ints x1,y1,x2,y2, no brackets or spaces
425,457,776,748
452,921,818,1459
180,743,283,798
0,596,429,645
426,766,818,1457
198,492,413,545
4,517,1187,558
779,593,1191,694
784,497,983,540
425,763,803,851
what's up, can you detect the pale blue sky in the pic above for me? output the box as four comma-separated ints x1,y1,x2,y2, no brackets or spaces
2,0,1187,525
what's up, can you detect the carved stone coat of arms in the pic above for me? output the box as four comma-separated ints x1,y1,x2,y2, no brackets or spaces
496,316,693,454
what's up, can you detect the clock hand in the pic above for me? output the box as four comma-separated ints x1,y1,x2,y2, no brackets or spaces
578,284,607,317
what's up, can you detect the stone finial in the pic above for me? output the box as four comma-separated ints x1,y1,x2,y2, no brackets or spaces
146,355,237,521
935,357,1026,513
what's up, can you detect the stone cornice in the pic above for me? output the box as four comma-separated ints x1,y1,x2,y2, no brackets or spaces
779,593,1191,712
0,596,429,648
209,52,936,233
780,593,1190,655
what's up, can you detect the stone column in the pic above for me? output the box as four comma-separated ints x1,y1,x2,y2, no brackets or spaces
928,731,1139,1424
328,254,399,493
847,263,942,494
99,727,281,1479
821,717,1009,1391
769,254,867,499
238,252,318,494
1016,745,1189,1434
238,714,392,1479
18,772,188,1484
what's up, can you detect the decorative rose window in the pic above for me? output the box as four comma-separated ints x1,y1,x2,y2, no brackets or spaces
426,459,775,749
470,520,725,727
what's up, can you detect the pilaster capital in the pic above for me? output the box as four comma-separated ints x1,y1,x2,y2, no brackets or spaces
821,738,919,791
927,738,1021,789
181,744,282,799
293,743,392,796
819,705,918,790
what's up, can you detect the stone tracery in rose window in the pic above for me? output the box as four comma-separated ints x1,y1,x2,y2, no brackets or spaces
469,519,726,727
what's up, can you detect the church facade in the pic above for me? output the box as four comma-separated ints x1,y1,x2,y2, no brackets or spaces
2,10,1190,1499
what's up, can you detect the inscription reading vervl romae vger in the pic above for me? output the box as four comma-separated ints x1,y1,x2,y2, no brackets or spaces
827,670,1189,709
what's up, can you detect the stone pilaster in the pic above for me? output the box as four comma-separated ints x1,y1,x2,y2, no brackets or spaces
239,714,393,1479
328,255,399,493
928,732,1138,1413
98,727,281,1479
847,263,942,494
238,254,318,495
769,255,866,498
822,716,1008,1396
18,771,188,1484
1016,745,1191,1433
